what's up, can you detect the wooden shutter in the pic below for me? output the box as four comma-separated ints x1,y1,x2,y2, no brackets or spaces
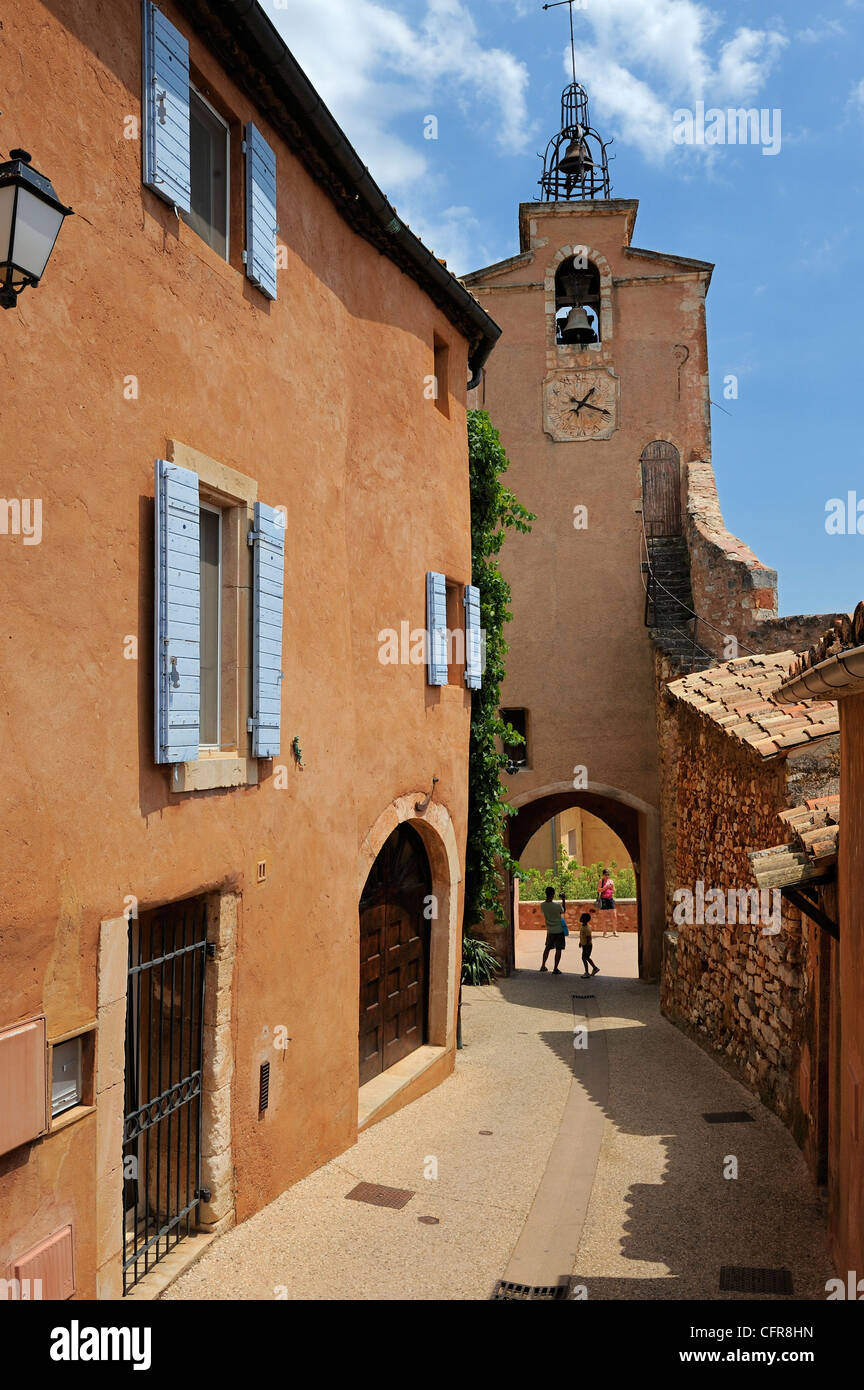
249,502,285,757
142,2,191,211
463,583,483,690
243,123,278,300
155,459,200,763
426,572,448,687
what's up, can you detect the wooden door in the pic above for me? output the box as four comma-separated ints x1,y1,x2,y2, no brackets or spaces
359,824,431,1086
641,440,682,537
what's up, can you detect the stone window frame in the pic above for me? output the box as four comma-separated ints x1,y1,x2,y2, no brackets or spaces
544,245,614,371
165,441,259,794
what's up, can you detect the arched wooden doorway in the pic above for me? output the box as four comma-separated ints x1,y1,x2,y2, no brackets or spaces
640,440,682,538
359,823,432,1085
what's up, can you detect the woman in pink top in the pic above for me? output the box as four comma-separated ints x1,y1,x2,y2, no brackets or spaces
597,869,618,937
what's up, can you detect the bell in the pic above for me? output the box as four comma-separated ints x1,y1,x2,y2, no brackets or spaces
558,137,592,179
559,305,596,346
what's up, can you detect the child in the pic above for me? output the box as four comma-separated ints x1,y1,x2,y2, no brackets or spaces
579,911,600,977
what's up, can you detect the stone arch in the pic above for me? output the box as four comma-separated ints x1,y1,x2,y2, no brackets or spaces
359,794,461,1051
507,779,662,979
544,244,614,351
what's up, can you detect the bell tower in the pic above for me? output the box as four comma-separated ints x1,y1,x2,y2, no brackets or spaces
463,22,718,978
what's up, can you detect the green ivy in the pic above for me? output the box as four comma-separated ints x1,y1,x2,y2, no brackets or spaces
464,409,535,929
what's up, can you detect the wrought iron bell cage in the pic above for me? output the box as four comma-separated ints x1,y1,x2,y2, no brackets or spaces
539,83,611,201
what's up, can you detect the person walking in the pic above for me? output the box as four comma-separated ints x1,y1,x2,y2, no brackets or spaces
539,885,567,975
579,912,600,977
597,868,618,937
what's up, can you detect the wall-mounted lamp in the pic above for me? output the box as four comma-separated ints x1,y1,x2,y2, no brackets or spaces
0,150,73,309
415,777,439,814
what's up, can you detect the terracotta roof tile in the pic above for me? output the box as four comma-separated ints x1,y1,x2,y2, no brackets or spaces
668,651,838,758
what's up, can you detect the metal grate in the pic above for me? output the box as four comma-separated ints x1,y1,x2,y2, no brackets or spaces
259,1061,270,1113
345,1182,414,1210
123,897,208,1294
720,1266,794,1295
703,1111,755,1124
571,995,595,1001
492,1280,570,1301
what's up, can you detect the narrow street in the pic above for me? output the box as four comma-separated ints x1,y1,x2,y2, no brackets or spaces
167,930,831,1302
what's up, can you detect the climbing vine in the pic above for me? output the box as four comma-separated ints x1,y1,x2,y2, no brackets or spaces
464,409,535,929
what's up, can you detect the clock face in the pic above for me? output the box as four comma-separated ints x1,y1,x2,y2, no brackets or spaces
543,369,619,441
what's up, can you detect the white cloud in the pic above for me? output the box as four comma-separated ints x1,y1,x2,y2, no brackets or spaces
849,77,864,113
264,0,532,193
797,19,846,43
558,0,788,161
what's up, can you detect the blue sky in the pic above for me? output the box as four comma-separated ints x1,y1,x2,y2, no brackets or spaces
265,0,864,617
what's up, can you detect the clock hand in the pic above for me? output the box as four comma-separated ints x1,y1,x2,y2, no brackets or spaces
569,388,596,414
581,400,610,416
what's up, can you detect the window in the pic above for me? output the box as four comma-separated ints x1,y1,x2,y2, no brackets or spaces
199,504,222,747
155,450,286,780
142,4,279,297
182,88,229,259
433,337,450,418
555,257,601,346
51,1037,82,1118
445,582,464,684
501,708,528,769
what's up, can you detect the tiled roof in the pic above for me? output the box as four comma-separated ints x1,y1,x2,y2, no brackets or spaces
786,602,864,682
667,652,838,759
750,795,840,889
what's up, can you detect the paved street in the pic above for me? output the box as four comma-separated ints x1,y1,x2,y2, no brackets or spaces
167,930,832,1301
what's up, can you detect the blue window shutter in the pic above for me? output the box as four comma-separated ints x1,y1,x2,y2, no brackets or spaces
142,1,191,211
464,584,483,690
243,123,278,300
154,459,200,763
426,571,448,687
249,502,285,757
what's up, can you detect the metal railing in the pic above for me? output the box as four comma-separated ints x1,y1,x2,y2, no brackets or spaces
639,518,759,672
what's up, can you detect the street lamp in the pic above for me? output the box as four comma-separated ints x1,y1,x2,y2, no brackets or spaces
0,150,73,309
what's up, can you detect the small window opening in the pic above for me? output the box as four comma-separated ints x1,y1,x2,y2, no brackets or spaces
433,337,450,417
445,581,464,685
182,87,230,259
51,1036,84,1118
500,708,528,770
555,257,601,346
199,504,222,748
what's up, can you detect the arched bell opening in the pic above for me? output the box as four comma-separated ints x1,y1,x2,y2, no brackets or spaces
555,256,602,347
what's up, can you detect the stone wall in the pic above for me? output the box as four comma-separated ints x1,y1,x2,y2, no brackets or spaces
684,460,778,660
660,702,807,1125
518,900,638,932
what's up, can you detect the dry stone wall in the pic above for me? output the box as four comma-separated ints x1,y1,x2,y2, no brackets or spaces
660,703,807,1124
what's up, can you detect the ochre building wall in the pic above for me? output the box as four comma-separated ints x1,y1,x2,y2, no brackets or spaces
0,0,473,1296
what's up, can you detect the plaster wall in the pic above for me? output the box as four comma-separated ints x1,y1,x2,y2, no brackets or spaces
0,0,472,1293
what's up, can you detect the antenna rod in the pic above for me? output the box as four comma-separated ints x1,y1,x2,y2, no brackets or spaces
542,0,578,86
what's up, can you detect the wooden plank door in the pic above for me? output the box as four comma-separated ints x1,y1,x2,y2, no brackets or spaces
641,440,682,537
359,825,431,1085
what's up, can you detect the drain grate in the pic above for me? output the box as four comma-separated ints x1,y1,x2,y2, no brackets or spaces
719,1266,793,1295
492,1280,571,1301
703,1111,755,1124
345,1182,414,1209
571,995,595,1001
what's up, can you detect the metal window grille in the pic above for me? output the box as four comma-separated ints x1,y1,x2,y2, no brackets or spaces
122,897,208,1293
